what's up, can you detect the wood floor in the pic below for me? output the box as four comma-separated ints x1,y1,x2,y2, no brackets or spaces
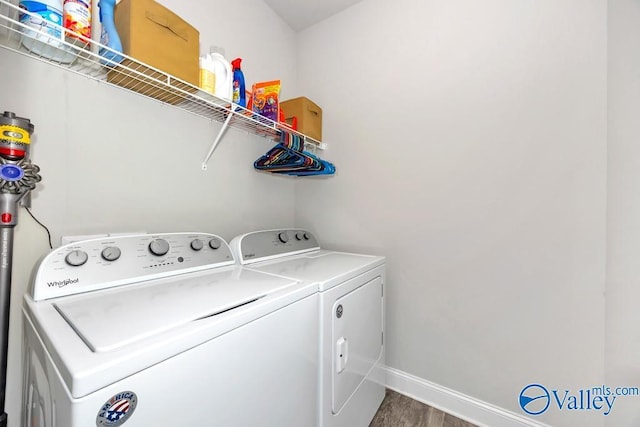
369,389,478,427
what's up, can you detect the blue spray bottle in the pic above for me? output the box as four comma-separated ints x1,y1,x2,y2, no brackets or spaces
98,0,123,64
231,58,246,108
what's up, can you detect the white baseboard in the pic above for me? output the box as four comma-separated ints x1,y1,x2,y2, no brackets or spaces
382,366,552,427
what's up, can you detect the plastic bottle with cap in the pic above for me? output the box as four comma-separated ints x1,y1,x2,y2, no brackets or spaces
199,53,216,95
97,0,123,64
18,0,76,63
231,58,246,108
209,51,232,100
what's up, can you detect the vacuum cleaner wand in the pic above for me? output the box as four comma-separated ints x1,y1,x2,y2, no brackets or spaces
0,111,41,427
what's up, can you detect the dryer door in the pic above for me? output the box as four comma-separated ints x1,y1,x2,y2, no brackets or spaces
331,275,383,413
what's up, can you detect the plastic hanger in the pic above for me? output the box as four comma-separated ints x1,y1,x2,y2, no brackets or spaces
254,132,335,176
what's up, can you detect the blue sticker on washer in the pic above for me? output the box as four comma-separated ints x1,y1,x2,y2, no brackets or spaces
96,391,137,426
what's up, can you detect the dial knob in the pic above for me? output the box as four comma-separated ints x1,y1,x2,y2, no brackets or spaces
303,232,310,240
295,232,303,241
149,239,170,256
191,239,204,251
101,246,121,262
278,232,289,243
209,238,221,250
65,250,88,267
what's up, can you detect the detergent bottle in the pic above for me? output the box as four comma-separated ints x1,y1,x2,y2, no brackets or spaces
18,0,76,63
231,58,246,108
209,52,232,100
199,54,216,95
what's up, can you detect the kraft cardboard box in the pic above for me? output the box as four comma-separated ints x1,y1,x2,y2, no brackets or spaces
107,0,199,104
280,97,323,141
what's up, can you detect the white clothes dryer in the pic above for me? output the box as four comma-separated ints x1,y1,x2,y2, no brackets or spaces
22,232,319,427
230,229,385,427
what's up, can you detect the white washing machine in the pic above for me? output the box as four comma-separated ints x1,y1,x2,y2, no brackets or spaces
22,232,319,427
230,229,385,427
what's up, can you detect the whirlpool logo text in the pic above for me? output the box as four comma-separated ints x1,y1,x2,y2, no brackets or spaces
519,383,639,416
46,277,79,288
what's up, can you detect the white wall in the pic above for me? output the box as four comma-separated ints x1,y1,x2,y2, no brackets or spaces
295,1,607,426
606,1,640,426
1,1,297,425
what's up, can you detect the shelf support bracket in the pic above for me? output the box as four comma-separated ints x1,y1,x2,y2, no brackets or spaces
201,112,234,170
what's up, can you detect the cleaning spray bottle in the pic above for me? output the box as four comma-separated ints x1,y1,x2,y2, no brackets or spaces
97,0,122,64
231,58,246,108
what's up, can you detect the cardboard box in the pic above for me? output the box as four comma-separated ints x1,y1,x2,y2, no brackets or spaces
107,0,199,104
280,97,322,141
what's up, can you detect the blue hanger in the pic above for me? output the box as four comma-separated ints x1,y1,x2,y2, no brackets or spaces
254,132,335,176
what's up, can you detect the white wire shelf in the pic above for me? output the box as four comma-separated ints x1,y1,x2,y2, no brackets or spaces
0,0,326,169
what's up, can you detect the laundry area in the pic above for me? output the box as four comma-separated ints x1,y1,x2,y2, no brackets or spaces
0,0,638,426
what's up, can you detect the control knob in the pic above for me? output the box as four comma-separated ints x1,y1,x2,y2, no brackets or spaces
209,238,221,250
191,239,204,251
278,232,289,243
149,238,170,256
295,232,310,241
101,246,121,261
65,250,88,267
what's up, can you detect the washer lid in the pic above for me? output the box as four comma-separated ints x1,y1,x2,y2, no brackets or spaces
53,268,299,352
249,251,384,291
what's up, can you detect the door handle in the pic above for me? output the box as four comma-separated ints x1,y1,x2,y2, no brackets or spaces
336,337,348,374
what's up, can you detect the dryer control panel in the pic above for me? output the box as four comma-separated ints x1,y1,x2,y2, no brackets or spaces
230,229,320,265
30,233,235,301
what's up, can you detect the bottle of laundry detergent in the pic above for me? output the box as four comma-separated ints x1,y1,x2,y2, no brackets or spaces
199,54,216,95
97,0,123,64
19,0,76,63
209,52,232,100
231,58,246,108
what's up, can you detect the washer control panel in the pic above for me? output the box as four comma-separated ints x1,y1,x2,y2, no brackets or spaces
230,229,320,265
31,233,235,301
